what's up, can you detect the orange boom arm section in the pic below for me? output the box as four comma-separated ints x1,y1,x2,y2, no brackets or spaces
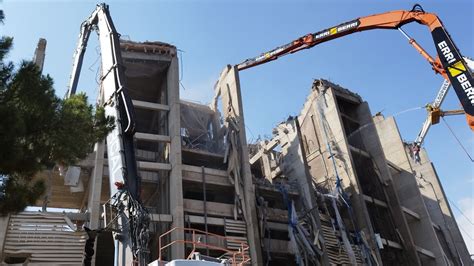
237,5,474,130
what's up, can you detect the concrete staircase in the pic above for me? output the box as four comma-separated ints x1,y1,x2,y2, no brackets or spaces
319,213,363,265
222,218,250,263
2,212,86,265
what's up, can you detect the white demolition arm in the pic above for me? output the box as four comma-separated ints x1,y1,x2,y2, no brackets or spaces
415,57,474,145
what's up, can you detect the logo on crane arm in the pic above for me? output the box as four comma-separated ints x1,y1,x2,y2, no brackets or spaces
434,31,474,113
438,41,474,104
447,61,466,77
313,20,360,40
438,40,467,78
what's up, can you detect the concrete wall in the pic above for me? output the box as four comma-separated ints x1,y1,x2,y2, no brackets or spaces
167,54,186,260
355,103,420,265
276,119,330,265
414,146,471,264
291,79,472,265
374,115,470,265
214,65,263,265
297,81,383,263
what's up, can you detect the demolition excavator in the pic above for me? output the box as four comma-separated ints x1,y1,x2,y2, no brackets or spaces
66,3,149,266
237,4,474,144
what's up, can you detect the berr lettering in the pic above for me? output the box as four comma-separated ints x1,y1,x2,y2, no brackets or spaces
437,41,456,64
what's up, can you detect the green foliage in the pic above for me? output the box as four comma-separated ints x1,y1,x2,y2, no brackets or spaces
0,61,59,175
0,175,45,216
0,15,114,215
0,36,13,86
0,62,114,176
51,92,115,166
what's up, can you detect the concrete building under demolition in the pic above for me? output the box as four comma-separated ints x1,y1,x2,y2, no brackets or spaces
0,40,470,266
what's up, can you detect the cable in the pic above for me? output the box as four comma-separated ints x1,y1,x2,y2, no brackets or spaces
89,45,101,73
179,80,187,91
449,200,474,254
441,117,474,162
246,125,256,144
448,198,474,226
418,176,464,263
178,50,189,92
457,224,474,242
178,49,184,82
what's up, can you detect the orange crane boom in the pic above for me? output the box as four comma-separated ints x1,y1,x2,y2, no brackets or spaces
237,4,474,130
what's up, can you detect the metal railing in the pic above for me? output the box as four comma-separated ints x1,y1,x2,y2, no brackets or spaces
158,227,250,265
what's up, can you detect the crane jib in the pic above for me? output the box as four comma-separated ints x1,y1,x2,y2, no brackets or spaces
432,27,474,116
237,19,361,70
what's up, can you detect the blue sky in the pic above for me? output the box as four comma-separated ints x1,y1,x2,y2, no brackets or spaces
2,0,473,253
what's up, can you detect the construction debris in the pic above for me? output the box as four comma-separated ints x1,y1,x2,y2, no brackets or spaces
1,4,471,265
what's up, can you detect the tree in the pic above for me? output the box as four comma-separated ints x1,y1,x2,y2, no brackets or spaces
0,12,114,215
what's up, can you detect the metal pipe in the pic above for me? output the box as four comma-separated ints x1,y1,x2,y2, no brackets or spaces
201,166,209,256
114,239,119,266
397,27,411,40
158,235,162,261
398,27,438,67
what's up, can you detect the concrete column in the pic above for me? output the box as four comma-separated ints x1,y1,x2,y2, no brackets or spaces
283,119,330,265
413,148,471,264
374,116,450,265
88,141,105,230
217,65,263,265
33,38,46,72
357,103,420,265
312,86,382,263
167,56,185,260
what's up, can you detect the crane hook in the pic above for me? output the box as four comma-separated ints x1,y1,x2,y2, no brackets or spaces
411,4,425,13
